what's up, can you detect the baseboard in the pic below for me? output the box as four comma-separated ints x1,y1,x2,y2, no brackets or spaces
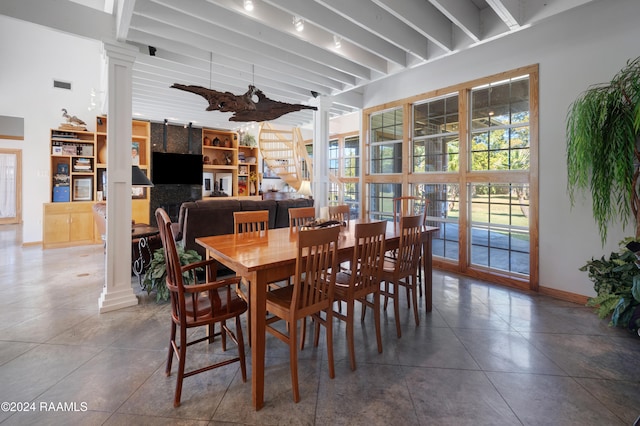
538,285,589,305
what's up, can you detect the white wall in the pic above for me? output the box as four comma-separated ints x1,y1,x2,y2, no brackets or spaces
361,0,640,297
0,15,102,243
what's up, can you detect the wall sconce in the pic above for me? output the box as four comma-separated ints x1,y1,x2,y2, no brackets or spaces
293,16,304,32
244,0,254,11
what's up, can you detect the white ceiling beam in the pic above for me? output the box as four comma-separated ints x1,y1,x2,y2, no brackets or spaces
315,0,430,60
261,0,406,67
115,0,136,41
429,0,481,42
486,0,522,29
371,0,453,52
148,0,371,80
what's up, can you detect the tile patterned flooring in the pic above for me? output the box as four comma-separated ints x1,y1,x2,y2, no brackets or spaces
0,224,638,425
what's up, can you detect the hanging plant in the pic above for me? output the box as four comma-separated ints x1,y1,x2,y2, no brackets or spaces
566,56,640,244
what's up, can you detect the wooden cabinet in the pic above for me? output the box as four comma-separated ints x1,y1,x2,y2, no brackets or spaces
95,116,151,224
202,128,239,196
43,202,95,248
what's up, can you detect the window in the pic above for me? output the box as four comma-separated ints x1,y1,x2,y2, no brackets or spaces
370,108,403,174
413,94,459,173
328,133,361,217
363,65,537,290
470,77,530,171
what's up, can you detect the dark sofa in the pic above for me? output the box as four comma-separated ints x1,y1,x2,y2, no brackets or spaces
176,197,314,259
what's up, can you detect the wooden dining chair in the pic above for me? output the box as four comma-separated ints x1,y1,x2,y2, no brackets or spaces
156,208,247,407
265,225,340,403
328,204,350,224
233,210,270,342
288,206,316,229
379,213,423,338
233,210,269,234
391,196,430,296
332,220,386,371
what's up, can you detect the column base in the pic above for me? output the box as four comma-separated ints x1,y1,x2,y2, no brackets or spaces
98,286,138,313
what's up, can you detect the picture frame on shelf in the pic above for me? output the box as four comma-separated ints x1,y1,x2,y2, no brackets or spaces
132,186,146,199
73,177,93,201
132,142,140,165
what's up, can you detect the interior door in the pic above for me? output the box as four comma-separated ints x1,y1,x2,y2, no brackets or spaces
0,149,22,224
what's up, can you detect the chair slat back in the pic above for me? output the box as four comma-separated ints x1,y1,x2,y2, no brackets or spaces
292,225,340,316
328,204,350,224
349,221,386,296
396,214,423,275
234,210,269,234
289,206,316,229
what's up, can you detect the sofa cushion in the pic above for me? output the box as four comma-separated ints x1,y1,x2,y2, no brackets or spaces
182,203,238,258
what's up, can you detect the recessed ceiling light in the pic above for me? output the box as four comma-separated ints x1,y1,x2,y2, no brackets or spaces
244,0,254,12
333,35,342,49
293,16,304,32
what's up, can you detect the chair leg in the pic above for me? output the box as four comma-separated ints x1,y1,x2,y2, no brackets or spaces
411,275,420,326
326,309,335,379
289,320,300,403
235,315,247,382
299,317,307,350
220,321,227,351
373,293,383,354
346,301,356,371
392,282,402,338
174,326,188,407
166,322,176,375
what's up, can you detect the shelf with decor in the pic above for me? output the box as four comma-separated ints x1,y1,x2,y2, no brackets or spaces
237,144,260,196
95,115,151,224
202,128,239,196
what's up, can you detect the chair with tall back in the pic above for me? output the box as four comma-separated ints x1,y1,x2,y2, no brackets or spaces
391,196,430,296
156,208,247,407
332,220,386,371
379,213,423,338
328,204,350,224
233,210,270,341
265,225,340,402
288,206,316,229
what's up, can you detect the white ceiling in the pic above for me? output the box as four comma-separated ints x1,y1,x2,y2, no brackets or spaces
2,0,595,130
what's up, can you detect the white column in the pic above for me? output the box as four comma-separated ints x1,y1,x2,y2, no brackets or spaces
312,96,332,215
98,41,138,313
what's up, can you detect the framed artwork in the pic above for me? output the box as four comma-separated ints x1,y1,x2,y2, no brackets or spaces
73,177,93,201
132,142,140,165
132,186,146,199
263,159,284,179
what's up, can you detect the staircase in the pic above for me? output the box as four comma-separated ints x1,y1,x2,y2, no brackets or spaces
258,123,312,191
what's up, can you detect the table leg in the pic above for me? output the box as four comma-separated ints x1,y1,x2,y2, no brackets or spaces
250,270,266,410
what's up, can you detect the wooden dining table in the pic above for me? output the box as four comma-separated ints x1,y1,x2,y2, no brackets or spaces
196,219,438,410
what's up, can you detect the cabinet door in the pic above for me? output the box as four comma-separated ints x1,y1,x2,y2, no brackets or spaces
69,211,94,243
43,212,72,245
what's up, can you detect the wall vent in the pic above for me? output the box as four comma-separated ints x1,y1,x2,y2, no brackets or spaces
53,80,72,90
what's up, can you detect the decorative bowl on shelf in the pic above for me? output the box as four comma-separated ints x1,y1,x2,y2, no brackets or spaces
246,156,256,164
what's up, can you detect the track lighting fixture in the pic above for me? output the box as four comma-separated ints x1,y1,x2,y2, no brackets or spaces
293,16,304,32
243,0,254,11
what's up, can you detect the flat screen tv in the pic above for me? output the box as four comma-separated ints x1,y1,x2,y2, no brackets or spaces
152,152,203,185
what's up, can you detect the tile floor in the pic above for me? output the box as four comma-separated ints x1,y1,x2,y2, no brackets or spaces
0,224,638,425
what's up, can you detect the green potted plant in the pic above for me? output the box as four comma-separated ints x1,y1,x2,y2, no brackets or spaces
241,133,256,147
581,238,640,331
142,246,203,302
567,57,640,330
566,56,640,244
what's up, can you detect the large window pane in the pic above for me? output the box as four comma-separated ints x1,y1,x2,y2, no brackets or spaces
371,109,402,174
369,183,401,221
469,183,530,275
344,136,359,177
413,94,459,173
415,183,460,261
470,77,530,171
